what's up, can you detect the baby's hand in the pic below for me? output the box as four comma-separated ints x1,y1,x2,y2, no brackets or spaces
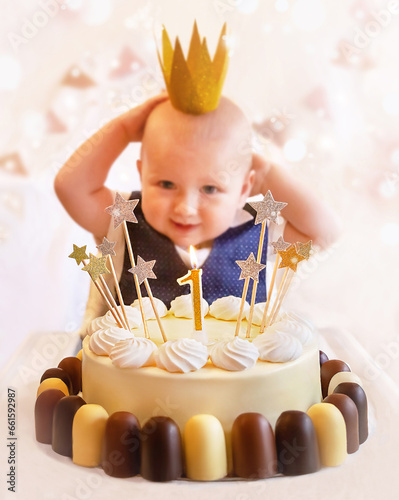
120,92,168,142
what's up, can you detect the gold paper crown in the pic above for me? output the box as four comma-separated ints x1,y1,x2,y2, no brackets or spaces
158,21,229,115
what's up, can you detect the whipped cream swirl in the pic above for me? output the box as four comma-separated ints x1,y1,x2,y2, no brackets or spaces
89,326,133,356
246,302,266,326
170,294,209,319
105,305,142,329
209,296,249,321
270,313,313,346
210,338,259,371
155,339,209,373
253,331,303,362
131,297,168,319
110,337,157,368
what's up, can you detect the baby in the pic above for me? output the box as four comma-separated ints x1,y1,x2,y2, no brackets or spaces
55,92,340,316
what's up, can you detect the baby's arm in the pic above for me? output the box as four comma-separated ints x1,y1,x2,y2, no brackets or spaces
54,93,167,241
251,154,341,249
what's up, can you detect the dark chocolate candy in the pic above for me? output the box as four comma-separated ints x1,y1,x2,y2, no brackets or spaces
141,417,182,482
35,389,66,444
102,412,141,478
324,393,359,454
40,367,73,394
275,410,320,476
333,382,368,444
319,350,329,366
58,357,82,394
52,395,86,457
232,413,277,479
321,359,350,398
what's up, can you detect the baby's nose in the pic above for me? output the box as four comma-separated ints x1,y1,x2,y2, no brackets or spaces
174,192,198,218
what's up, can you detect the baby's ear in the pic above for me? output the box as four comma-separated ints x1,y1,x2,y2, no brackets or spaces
136,159,142,177
240,169,255,205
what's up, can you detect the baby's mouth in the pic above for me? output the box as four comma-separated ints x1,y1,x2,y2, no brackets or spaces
171,220,199,232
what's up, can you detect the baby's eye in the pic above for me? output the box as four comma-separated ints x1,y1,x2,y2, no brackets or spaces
201,185,218,195
158,180,175,190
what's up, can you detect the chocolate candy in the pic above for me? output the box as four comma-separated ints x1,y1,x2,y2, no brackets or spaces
275,410,320,476
320,359,350,398
37,377,69,398
328,371,362,396
307,403,347,467
184,414,227,481
141,417,182,482
319,350,329,366
102,412,141,478
334,382,368,444
35,389,65,444
52,395,86,457
232,413,277,479
324,393,359,454
72,404,108,467
40,367,73,394
58,357,82,394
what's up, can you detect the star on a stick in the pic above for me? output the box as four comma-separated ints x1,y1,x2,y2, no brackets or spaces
128,256,157,285
248,190,288,225
97,237,116,257
270,236,291,254
236,252,266,282
69,244,89,265
105,192,139,229
296,240,313,260
82,253,110,282
278,245,306,272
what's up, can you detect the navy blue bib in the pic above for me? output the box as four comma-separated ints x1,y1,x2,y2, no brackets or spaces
118,191,268,308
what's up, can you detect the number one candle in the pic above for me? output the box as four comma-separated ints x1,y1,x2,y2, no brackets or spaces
177,246,207,342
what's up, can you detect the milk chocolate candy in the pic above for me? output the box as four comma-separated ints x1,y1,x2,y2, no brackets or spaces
232,413,277,479
102,412,141,478
35,389,65,444
184,414,227,481
141,417,182,482
320,359,350,398
319,350,329,366
275,410,320,476
328,371,362,396
40,367,73,394
58,357,82,394
334,382,368,444
307,403,347,467
37,377,69,398
324,393,359,454
72,404,108,467
52,395,86,457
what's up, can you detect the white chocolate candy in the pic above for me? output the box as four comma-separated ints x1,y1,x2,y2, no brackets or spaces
37,378,69,398
328,371,363,396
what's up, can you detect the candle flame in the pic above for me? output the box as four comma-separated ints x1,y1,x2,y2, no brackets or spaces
189,245,197,269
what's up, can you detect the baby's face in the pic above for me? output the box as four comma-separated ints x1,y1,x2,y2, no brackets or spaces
138,134,253,249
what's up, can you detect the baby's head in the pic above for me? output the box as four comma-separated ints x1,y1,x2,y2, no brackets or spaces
137,96,254,248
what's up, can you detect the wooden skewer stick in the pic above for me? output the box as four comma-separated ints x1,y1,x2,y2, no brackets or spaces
269,269,294,326
107,256,130,330
99,275,129,330
235,278,250,337
122,222,150,339
260,253,281,333
143,280,167,342
246,220,267,338
265,267,289,329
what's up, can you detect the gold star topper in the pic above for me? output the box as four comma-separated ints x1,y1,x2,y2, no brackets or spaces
296,240,313,260
82,253,110,282
128,256,157,285
236,252,266,282
248,190,288,225
270,236,291,254
158,21,229,115
105,192,139,229
278,245,306,272
69,244,89,265
97,237,116,257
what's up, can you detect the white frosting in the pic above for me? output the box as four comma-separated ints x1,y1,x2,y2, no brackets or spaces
105,305,142,329
269,314,313,346
209,337,259,371
89,327,133,356
246,302,266,326
155,339,209,373
253,331,303,362
110,337,158,368
131,297,168,319
170,294,209,319
87,315,113,336
209,296,249,321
